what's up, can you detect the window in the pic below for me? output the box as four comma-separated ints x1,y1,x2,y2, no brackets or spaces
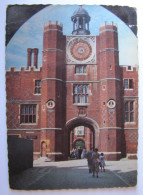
20,104,36,123
35,80,41,94
75,65,86,74
125,101,134,122
124,79,133,89
73,84,88,104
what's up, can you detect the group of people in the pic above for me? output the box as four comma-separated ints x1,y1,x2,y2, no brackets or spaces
70,147,105,178
86,148,105,178
70,147,87,159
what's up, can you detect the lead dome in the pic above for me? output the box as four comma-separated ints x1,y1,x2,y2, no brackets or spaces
71,6,90,35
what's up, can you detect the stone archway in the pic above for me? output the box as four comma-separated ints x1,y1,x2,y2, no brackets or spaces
64,117,99,158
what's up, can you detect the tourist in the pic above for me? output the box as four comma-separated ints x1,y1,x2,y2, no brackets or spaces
81,147,87,159
99,153,105,172
78,147,83,159
86,148,93,173
91,148,100,178
75,148,79,159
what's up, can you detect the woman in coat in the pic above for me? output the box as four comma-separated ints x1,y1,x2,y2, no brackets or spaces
91,148,100,178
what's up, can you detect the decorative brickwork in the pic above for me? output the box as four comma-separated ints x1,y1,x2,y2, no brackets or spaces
109,109,115,126
47,110,54,128
128,132,138,143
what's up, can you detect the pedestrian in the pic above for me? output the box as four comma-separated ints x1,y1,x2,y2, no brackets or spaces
78,147,83,159
81,147,87,159
75,148,79,159
86,148,93,173
70,148,76,159
99,153,105,172
91,148,100,178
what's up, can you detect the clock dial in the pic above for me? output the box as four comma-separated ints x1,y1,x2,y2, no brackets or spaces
70,41,92,61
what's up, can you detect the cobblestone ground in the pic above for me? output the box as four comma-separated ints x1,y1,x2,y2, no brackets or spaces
9,158,137,190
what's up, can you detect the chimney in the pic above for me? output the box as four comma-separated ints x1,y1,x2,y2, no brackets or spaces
33,48,39,68
27,48,33,69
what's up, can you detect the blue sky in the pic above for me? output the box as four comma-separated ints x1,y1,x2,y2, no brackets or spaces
6,5,138,69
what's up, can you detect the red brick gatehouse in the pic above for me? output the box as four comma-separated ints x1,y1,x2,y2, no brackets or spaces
6,6,138,161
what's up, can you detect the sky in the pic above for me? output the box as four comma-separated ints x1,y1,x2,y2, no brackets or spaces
6,4,138,69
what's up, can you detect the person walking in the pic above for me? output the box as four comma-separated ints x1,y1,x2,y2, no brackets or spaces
99,153,105,172
78,147,83,159
75,148,79,159
91,148,100,178
86,148,93,173
81,147,87,159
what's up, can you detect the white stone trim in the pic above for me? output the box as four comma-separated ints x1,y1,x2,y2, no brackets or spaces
44,29,63,33
66,78,120,83
124,128,138,130
100,78,120,82
99,48,119,53
123,96,138,99
43,48,63,53
46,152,62,155
100,127,122,130
99,29,117,34
100,152,121,154
7,100,41,103
66,81,99,83
8,128,62,131
42,78,64,82
8,129,41,131
127,153,137,156
6,66,42,72
41,128,62,130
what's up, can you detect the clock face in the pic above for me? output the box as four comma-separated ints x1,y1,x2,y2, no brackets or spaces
70,41,92,61
66,36,96,64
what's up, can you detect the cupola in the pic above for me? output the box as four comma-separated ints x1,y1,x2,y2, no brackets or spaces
71,5,90,35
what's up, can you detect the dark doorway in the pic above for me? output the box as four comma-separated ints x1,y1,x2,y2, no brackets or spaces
75,140,85,148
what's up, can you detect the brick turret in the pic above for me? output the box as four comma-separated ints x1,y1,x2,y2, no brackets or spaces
41,21,66,161
98,22,123,160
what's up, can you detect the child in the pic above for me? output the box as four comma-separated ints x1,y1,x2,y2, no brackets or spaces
99,153,105,172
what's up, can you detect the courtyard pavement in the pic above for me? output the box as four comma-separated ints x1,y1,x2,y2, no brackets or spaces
9,158,137,191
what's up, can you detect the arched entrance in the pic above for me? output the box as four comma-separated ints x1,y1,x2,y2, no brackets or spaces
41,141,47,157
65,117,99,159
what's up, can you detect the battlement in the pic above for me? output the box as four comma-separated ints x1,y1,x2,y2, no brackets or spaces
44,20,63,32
6,66,42,73
99,21,117,33
122,65,138,72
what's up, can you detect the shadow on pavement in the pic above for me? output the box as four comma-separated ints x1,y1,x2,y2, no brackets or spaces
9,165,137,190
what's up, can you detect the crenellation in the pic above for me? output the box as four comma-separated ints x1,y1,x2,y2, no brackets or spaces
122,65,138,72
48,20,52,25
55,20,58,25
60,23,63,28
7,67,16,72
44,20,63,32
6,66,42,72
99,22,118,32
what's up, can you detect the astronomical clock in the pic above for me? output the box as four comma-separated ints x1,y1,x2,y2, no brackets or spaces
66,36,96,64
